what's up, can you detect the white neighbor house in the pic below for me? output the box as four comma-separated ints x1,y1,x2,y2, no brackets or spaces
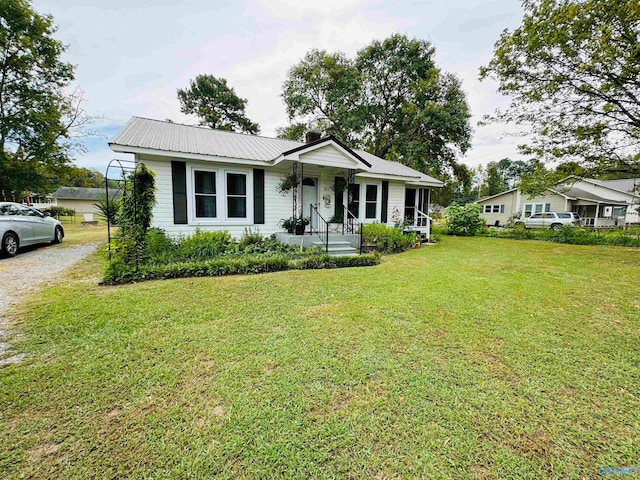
476,177,640,228
109,118,442,249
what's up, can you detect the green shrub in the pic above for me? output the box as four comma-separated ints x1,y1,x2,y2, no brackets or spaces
475,224,640,247
446,203,485,236
362,223,414,253
42,206,75,217
178,230,236,259
239,227,263,248
103,252,381,285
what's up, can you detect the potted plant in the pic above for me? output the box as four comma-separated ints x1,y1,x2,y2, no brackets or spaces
276,172,299,195
279,216,310,235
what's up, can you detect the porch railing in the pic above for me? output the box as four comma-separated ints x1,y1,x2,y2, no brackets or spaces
416,208,432,242
343,206,364,254
309,203,329,252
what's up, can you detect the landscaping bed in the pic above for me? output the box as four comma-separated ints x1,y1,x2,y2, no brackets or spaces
104,229,380,285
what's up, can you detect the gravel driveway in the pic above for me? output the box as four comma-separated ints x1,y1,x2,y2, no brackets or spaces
0,243,100,366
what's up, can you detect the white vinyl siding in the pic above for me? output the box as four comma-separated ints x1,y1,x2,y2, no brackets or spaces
298,145,360,169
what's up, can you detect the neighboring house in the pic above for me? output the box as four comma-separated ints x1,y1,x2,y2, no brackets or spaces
476,177,640,227
55,187,118,218
108,117,443,244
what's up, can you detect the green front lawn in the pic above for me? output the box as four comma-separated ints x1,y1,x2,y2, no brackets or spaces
1,237,639,478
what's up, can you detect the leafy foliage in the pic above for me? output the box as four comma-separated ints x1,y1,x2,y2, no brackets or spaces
480,0,640,174
41,205,75,217
446,203,485,236
177,74,260,134
93,196,119,224
362,223,416,253
0,0,93,200
114,163,156,268
275,122,307,141
282,34,472,177
480,224,640,247
104,227,379,284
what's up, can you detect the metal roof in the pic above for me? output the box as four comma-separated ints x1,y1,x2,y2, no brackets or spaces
562,186,630,205
109,117,443,186
587,177,640,195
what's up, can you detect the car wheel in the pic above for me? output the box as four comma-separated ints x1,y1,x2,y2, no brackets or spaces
550,223,562,230
52,226,64,244
1,232,19,257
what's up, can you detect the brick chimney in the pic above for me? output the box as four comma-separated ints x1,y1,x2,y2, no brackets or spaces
305,129,321,143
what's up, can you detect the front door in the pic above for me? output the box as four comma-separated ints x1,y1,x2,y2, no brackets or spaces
302,177,318,219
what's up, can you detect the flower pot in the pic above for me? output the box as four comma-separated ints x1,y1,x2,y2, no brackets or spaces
295,224,306,235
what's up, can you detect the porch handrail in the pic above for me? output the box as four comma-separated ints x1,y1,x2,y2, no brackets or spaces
343,205,364,254
416,208,432,242
309,203,329,252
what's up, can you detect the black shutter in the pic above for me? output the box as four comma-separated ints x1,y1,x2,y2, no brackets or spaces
381,181,389,223
334,176,344,218
253,169,265,224
171,161,187,224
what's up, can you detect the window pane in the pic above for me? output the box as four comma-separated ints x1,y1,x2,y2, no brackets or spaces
348,184,360,216
492,205,500,213
366,185,377,201
366,203,376,218
535,204,543,213
227,173,246,195
545,203,551,212
195,171,216,194
195,196,216,217
227,197,247,218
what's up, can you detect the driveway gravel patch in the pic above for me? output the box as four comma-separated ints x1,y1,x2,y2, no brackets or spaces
0,243,100,366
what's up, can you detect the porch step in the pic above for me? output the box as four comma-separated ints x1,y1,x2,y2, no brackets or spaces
312,240,358,257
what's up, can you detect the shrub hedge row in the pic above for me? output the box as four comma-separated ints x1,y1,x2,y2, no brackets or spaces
103,252,381,285
479,225,640,247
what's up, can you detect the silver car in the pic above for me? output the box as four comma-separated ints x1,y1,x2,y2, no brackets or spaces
523,211,581,229
0,202,64,257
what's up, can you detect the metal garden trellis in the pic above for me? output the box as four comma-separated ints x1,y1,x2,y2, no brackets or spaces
104,158,138,264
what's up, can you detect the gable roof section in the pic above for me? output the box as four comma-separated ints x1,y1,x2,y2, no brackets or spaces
476,188,518,204
278,135,372,168
562,185,630,205
109,117,443,186
586,177,640,195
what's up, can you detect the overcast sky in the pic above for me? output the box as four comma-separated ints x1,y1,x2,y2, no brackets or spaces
33,0,527,174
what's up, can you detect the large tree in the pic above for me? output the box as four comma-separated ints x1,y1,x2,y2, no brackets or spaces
480,0,640,174
177,74,260,134
282,34,472,178
0,0,89,200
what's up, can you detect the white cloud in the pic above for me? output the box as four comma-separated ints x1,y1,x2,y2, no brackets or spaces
32,0,526,173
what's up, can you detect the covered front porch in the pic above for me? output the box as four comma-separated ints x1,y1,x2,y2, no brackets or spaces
272,135,436,253
572,202,628,228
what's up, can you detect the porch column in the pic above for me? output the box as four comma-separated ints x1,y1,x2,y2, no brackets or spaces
292,162,298,222
426,188,431,241
594,203,600,228
347,169,355,215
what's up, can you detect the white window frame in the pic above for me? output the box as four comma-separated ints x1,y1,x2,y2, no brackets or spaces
483,204,504,214
363,182,382,222
187,165,253,225
523,202,550,217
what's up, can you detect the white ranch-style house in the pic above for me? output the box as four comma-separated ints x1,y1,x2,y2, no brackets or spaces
476,177,640,228
109,117,442,252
